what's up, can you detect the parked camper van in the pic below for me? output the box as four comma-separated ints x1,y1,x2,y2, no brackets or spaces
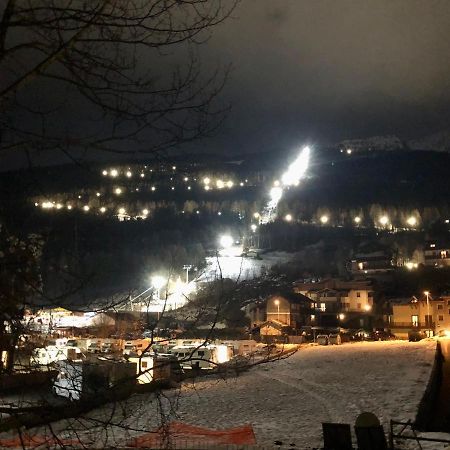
123,339,151,356
170,344,232,370
32,345,82,366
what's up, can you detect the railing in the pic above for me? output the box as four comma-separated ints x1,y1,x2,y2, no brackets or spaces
390,419,450,449
389,322,434,328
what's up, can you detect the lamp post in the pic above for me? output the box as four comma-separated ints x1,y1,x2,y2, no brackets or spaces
424,291,430,332
183,265,192,283
274,299,280,322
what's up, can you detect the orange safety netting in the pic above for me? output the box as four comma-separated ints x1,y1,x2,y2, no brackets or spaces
127,421,256,447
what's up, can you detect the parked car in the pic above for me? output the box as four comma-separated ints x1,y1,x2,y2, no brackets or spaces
373,330,396,341
316,335,329,345
328,334,342,345
408,330,427,342
350,329,373,341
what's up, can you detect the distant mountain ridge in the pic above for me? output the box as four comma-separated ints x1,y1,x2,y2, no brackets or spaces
336,130,450,153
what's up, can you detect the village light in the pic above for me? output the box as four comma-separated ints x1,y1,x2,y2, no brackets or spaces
110,169,118,177
67,205,72,210
216,179,224,189
285,214,292,222
118,207,126,215
354,216,361,224
102,170,108,176
204,185,210,191
114,187,122,195
126,171,132,178
320,215,329,224
364,304,372,312
274,299,280,321
151,186,156,191
100,207,106,213
226,180,234,188
140,173,145,178
407,216,417,227
251,224,257,232
172,166,176,170
253,212,260,219
96,192,101,197
142,209,149,216
83,205,90,212
219,235,233,249
379,215,389,226
56,203,63,209
203,177,210,185
339,313,345,321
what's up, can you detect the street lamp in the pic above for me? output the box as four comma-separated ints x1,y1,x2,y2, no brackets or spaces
219,235,233,249
183,265,192,283
424,291,430,330
274,299,280,322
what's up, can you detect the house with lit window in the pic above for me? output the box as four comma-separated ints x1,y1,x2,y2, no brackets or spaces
388,294,449,338
293,278,375,328
424,241,450,268
245,292,313,331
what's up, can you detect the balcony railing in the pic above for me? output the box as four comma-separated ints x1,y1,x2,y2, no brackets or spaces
389,321,435,329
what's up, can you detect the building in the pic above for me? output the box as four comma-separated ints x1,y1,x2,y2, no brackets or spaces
388,295,450,338
246,292,313,329
349,250,394,274
294,278,374,328
424,241,450,268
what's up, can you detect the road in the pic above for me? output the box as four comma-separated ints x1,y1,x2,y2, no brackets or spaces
431,338,450,431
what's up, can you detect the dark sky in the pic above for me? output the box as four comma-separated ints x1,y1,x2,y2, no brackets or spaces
197,0,450,154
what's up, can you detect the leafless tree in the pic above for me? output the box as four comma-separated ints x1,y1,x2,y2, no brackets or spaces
0,0,237,160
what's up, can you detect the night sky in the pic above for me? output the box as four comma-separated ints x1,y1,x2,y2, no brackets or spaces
2,0,450,168
198,0,450,154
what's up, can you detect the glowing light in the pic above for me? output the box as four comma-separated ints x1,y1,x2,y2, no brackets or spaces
251,224,257,232
152,275,165,290
273,180,280,187
354,216,361,224
56,203,63,209
339,313,345,320
220,235,233,249
285,214,292,222
118,207,126,215
253,212,260,219
379,215,389,226
226,180,234,188
42,202,53,209
100,207,106,213
270,186,283,204
204,185,210,191
102,170,108,176
110,169,118,177
346,148,352,155
216,179,225,189
203,177,210,185
67,205,72,210
184,177,189,181
83,205,90,212
407,216,417,227
151,186,156,191
172,166,176,170
218,211,222,216
320,215,329,224
114,188,122,195
187,186,191,190
142,209,149,216
34,202,39,206
140,173,145,178
364,304,372,312
96,192,101,197
171,186,175,190
405,262,418,270
240,182,244,186
281,146,310,187
126,171,132,178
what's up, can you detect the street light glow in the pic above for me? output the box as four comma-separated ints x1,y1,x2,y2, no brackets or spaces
354,216,361,224
114,187,122,195
203,177,210,185
118,207,126,215
219,235,233,249
281,146,310,187
152,275,165,289
407,216,417,227
320,215,329,224
285,214,292,222
110,169,118,177
251,224,257,232
379,215,389,226
126,171,132,178
83,205,90,211
100,207,106,213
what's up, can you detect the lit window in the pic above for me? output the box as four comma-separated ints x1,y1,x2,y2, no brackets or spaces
320,303,326,312
412,315,419,327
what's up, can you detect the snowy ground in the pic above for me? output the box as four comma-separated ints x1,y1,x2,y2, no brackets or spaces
6,339,441,449
201,251,295,281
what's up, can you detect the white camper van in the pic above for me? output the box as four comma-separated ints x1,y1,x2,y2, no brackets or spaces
169,344,232,370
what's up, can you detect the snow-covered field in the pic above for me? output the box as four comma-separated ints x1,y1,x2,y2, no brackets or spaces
13,340,439,449
201,251,294,281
